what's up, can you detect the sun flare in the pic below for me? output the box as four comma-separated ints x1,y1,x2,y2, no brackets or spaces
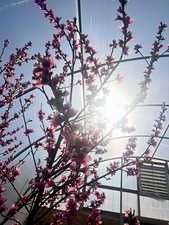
95,86,129,132
104,88,128,122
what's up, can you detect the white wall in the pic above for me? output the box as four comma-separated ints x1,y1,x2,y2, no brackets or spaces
140,196,169,221
99,189,169,222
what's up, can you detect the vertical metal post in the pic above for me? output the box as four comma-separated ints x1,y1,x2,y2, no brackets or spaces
137,171,141,219
120,157,123,225
77,0,82,33
76,0,86,132
76,0,87,198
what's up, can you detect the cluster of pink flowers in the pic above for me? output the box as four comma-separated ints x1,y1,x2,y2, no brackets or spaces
123,208,140,225
146,103,167,156
126,167,138,176
123,138,137,161
137,23,168,103
0,162,21,182
88,192,105,225
115,0,133,55
32,56,55,87
29,167,54,190
134,44,143,54
106,161,120,176
0,35,36,224
38,109,46,121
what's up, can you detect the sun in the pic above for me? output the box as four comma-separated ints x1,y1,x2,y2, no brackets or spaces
104,87,128,122
95,86,129,133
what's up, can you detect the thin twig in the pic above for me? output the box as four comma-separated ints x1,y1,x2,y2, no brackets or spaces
151,124,169,158
19,98,38,172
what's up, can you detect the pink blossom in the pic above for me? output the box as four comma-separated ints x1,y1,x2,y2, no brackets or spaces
4,39,10,47
83,155,92,167
126,167,138,176
38,110,45,120
63,105,77,118
70,161,77,169
0,185,5,193
20,195,28,200
125,16,134,25
49,112,63,128
12,167,21,177
116,74,124,84
0,86,3,95
8,204,18,216
32,67,44,87
24,129,34,135
60,176,67,183
45,178,55,188
134,44,143,53
42,57,55,69
85,170,91,176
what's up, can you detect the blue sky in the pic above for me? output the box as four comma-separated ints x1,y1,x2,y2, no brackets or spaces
1,0,168,50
